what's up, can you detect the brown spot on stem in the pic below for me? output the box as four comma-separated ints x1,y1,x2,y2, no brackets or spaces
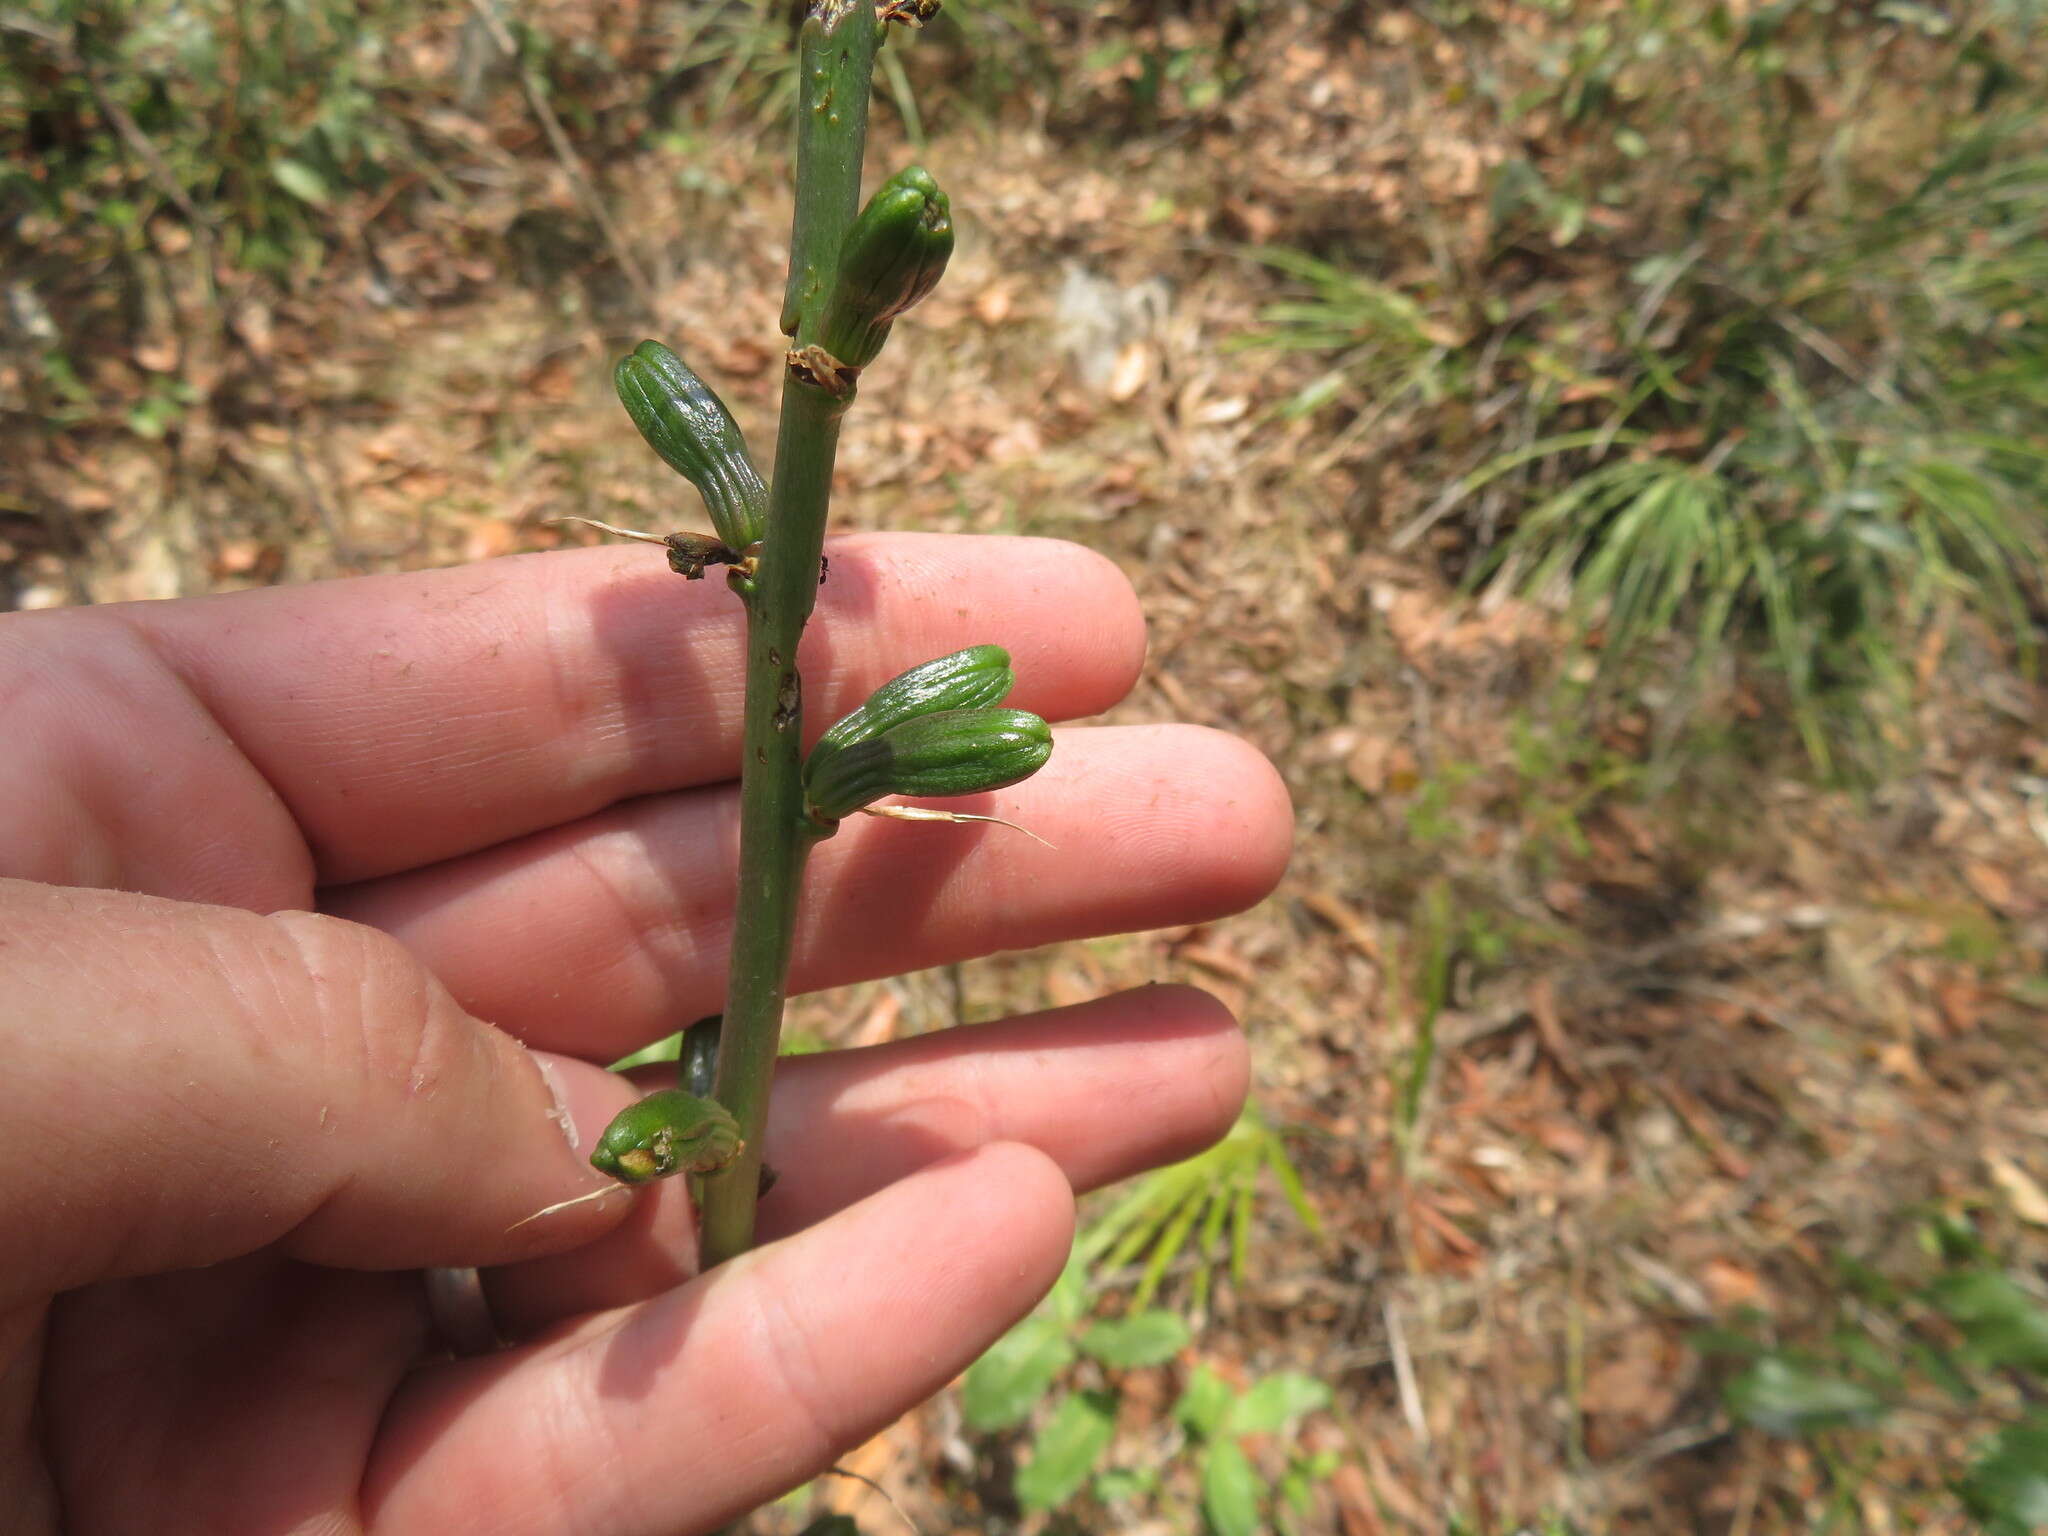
786,344,860,398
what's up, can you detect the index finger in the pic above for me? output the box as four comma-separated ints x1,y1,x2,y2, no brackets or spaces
6,534,1143,894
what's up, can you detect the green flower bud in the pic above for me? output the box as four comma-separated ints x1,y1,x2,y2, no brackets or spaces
807,644,1014,782
613,340,767,549
590,1089,743,1185
817,165,955,370
804,706,1052,825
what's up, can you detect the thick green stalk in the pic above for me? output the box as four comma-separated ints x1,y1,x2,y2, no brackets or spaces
698,0,881,1268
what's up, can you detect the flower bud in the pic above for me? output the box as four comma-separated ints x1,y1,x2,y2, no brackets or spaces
613,340,767,549
817,165,955,370
590,1089,744,1185
805,706,1052,825
807,644,1014,781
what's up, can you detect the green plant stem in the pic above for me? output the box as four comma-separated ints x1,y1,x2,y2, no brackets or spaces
779,3,886,347
698,0,881,1269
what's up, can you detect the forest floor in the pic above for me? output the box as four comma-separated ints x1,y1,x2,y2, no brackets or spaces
7,4,2048,1532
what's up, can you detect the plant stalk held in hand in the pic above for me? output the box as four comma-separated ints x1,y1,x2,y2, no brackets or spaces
579,0,1051,1272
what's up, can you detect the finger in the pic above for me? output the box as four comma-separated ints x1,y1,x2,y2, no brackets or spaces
0,534,1143,900
364,1143,1074,1536
0,879,633,1308
325,724,1293,1054
488,985,1248,1329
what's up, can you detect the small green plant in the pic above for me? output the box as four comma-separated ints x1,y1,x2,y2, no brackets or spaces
1081,1101,1321,1316
1238,245,1467,424
1703,1216,2048,1533
1171,1363,1337,1536
960,1103,1328,1524
962,1255,1190,1512
962,1255,1338,1532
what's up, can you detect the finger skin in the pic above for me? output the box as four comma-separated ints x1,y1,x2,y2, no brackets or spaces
490,985,1248,1329
326,724,1294,1055
0,879,629,1307
0,535,1144,900
45,1255,415,1534
364,1143,1076,1536
762,985,1249,1221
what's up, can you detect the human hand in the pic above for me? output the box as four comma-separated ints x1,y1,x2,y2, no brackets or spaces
0,534,1290,1534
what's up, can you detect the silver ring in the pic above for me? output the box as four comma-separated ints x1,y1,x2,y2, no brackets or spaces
422,1266,500,1357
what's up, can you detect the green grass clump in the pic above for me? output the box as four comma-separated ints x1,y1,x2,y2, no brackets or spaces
1248,2,2048,775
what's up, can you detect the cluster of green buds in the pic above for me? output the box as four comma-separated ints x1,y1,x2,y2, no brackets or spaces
802,645,1053,832
791,165,954,394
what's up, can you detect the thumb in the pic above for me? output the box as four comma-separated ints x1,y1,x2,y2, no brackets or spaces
0,878,628,1306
